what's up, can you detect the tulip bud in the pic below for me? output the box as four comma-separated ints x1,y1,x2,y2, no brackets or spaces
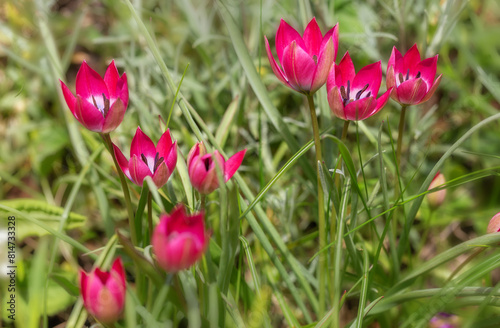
487,212,500,234
80,258,126,323
187,142,246,194
427,172,446,209
152,205,209,272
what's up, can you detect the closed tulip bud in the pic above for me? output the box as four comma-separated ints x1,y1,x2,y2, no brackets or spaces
79,258,126,323
427,172,446,209
187,142,246,194
152,205,209,272
487,212,500,234
60,60,129,133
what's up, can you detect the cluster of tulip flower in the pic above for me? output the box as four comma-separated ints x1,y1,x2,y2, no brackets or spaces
60,61,245,322
265,18,442,116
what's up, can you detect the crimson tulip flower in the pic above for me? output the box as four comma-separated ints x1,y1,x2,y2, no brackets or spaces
152,205,209,272
187,142,246,194
386,44,442,105
265,17,338,94
327,52,392,121
60,60,129,133
80,258,126,323
113,127,177,188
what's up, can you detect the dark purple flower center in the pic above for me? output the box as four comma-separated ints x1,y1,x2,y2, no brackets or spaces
203,157,211,171
91,93,110,117
141,152,165,173
340,80,371,106
312,55,318,65
398,69,421,84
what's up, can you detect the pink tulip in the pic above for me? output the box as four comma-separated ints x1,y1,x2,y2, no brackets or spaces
487,212,500,234
187,142,246,194
152,205,209,272
427,171,446,209
386,44,442,105
265,17,338,94
113,127,177,188
80,258,126,323
327,52,392,121
60,60,129,133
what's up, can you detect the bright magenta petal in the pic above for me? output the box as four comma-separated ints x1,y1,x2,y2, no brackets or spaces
113,144,132,182
302,17,322,56
104,60,120,101
75,97,104,132
344,97,374,121
102,98,125,133
418,74,442,104
224,149,246,182
129,155,152,185
416,55,438,87
156,129,174,158
281,41,315,92
403,44,421,75
130,127,157,163
76,61,109,101
276,19,306,65
337,52,355,87
265,36,288,86
396,78,427,105
60,80,77,116
310,37,334,93
152,162,170,188
352,61,382,97
327,86,346,120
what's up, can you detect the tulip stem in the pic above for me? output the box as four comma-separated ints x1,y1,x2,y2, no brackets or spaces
147,191,153,245
200,194,206,211
306,94,326,317
101,133,138,246
396,104,408,178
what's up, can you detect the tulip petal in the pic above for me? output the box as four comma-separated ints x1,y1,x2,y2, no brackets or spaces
276,19,306,65
116,74,129,109
130,127,157,167
302,17,322,56
80,270,89,305
265,36,289,86
104,60,120,101
152,162,170,188
344,97,374,121
352,61,382,97
187,142,203,167
327,86,346,120
386,65,397,97
396,78,427,105
224,149,246,182
282,41,315,92
74,96,104,132
403,44,421,76
388,46,403,76
415,55,438,87
418,74,442,104
113,144,132,182
373,88,392,115
129,155,152,185
102,98,126,133
76,61,110,102
321,23,339,61
60,80,78,117
156,129,174,158
310,37,334,93
337,52,356,87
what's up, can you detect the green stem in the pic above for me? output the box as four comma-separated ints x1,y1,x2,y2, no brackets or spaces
306,94,326,316
200,193,207,211
101,133,137,245
330,119,350,308
147,191,153,245
396,104,408,173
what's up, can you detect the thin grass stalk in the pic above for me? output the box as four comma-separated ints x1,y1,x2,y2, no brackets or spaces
306,93,326,316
